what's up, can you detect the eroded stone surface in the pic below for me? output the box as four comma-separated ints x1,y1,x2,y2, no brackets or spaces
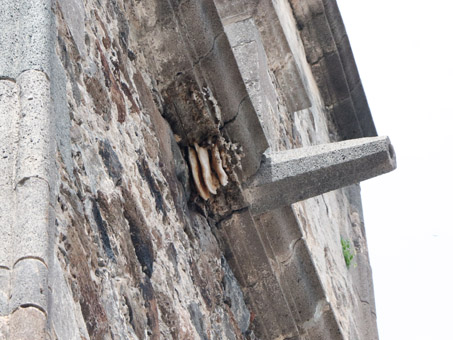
9,307,47,340
10,259,48,314
0,0,385,339
0,80,20,270
0,0,55,78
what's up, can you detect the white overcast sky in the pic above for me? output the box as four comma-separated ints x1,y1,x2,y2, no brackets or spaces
336,0,453,339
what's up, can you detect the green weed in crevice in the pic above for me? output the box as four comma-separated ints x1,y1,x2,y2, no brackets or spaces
341,238,356,269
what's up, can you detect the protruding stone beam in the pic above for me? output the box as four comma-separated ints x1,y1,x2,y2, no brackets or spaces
243,136,396,214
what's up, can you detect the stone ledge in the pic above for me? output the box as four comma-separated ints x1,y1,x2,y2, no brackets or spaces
244,136,396,214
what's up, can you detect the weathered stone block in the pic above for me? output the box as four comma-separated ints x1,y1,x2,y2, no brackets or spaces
0,80,20,187
16,70,54,184
198,33,249,123
14,178,51,265
224,18,281,145
0,80,19,267
0,187,14,269
9,307,46,340
219,209,301,337
10,259,48,314
0,268,10,316
0,0,54,78
220,210,273,286
244,136,396,214
57,0,86,57
0,316,8,339
223,97,269,180
221,258,250,333
176,0,224,58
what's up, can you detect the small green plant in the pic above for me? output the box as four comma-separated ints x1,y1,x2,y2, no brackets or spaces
341,238,356,269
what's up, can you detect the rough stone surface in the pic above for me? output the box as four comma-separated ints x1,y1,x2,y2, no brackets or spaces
9,307,47,340
0,0,390,339
10,259,48,313
0,0,55,78
14,178,52,265
0,269,9,316
0,80,20,270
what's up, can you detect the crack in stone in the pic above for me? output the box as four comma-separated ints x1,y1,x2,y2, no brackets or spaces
220,94,248,129
215,206,249,228
191,31,225,67
279,237,304,266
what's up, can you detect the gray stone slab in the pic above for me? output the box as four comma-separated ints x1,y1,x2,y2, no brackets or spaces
0,268,10,316
198,33,249,123
9,306,47,340
57,0,86,57
221,258,250,333
242,278,300,339
254,206,304,262
223,96,269,180
48,251,89,340
0,80,20,186
213,0,256,23
0,80,20,269
0,315,8,339
220,210,273,286
254,207,336,332
14,178,51,265
277,241,328,324
175,0,224,58
244,136,396,214
10,259,48,313
224,18,281,146
0,0,55,78
219,209,300,338
16,70,54,184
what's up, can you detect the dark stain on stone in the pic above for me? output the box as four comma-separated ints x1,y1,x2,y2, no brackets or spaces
91,199,116,262
162,74,220,145
84,75,111,122
166,243,178,272
99,139,123,185
128,49,137,61
140,280,160,340
122,187,155,278
188,302,209,340
136,158,165,216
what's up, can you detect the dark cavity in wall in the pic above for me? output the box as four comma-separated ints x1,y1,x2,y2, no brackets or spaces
91,199,116,262
99,139,123,185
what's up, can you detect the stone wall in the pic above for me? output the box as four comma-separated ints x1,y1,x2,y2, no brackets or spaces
0,0,389,339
